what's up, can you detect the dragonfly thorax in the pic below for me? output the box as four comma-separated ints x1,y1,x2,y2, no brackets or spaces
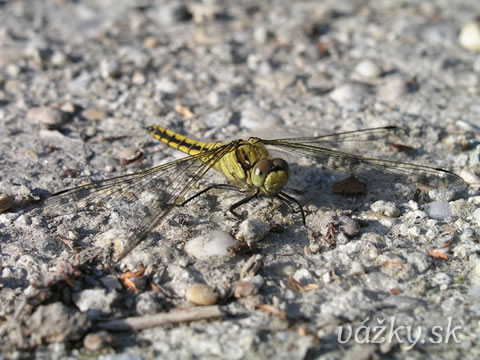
252,158,289,195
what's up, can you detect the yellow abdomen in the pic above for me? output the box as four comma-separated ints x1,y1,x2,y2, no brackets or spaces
148,125,271,186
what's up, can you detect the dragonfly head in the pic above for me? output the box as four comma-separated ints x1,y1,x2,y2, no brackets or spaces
252,158,289,195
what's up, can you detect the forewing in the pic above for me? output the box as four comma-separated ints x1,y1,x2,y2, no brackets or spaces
262,140,466,190
266,126,406,152
41,143,234,260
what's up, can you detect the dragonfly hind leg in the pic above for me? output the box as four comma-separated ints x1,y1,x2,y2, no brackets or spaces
178,184,245,207
276,192,306,225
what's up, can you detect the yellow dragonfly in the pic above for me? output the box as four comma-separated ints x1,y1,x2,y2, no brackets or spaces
41,126,466,260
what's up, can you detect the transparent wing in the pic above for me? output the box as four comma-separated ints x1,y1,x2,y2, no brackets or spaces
261,136,466,190
263,126,406,151
41,143,235,260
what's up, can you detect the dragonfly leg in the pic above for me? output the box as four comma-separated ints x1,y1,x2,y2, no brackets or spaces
276,192,306,225
178,184,244,207
229,188,261,219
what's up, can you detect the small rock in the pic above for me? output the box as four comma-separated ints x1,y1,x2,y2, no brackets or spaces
354,59,382,78
370,200,400,217
378,75,409,102
156,78,179,94
143,36,159,49
185,284,217,305
100,59,121,79
240,102,282,130
29,302,89,344
136,292,166,315
431,272,452,287
406,252,432,274
100,275,123,291
27,106,65,129
459,18,480,52
83,331,114,351
185,230,236,259
234,281,258,298
0,194,14,213
82,108,107,121
255,72,295,92
471,262,480,286
349,261,365,276
338,216,360,237
473,208,480,226
51,51,68,66
424,201,451,220
73,289,118,315
236,219,270,244
428,187,457,202
6,63,20,76
329,82,371,109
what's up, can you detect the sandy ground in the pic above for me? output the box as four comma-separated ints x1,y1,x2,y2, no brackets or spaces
1,0,480,358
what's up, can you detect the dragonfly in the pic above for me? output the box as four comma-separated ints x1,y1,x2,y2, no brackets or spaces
41,125,466,260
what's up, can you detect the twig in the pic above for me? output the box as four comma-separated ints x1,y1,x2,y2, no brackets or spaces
96,305,222,331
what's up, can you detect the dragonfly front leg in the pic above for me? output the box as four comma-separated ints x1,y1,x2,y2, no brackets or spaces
178,184,244,207
229,188,261,219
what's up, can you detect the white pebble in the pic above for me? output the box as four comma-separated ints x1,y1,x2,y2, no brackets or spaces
472,208,480,226
354,59,382,78
236,219,270,244
349,261,365,276
329,83,370,109
370,200,400,217
185,230,236,259
459,19,480,52
424,201,451,220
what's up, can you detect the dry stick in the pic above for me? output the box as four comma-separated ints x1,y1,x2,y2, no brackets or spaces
96,305,222,331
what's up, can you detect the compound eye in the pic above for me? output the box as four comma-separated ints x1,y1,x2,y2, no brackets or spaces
272,158,288,172
252,159,273,188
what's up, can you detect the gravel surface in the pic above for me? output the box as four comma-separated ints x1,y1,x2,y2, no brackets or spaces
1,0,480,358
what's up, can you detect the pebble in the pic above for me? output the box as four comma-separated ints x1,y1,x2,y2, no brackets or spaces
83,331,114,351
100,275,123,291
472,208,480,226
406,252,432,274
349,261,365,276
329,82,371,109
0,194,14,213
370,200,400,217
459,19,480,52
240,102,282,130
136,292,166,315
424,201,451,220
234,281,258,298
471,262,480,286
236,219,270,244
100,59,121,79
185,230,236,259
51,51,68,66
338,216,360,237
29,302,89,343
155,78,179,94
428,188,457,202
449,199,477,218
72,289,118,315
431,272,452,287
378,75,409,102
82,108,107,121
26,106,65,129
354,59,382,79
185,284,217,305
6,63,20,76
